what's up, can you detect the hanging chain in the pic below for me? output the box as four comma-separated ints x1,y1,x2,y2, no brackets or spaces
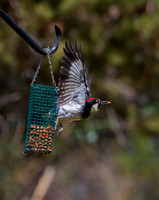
31,56,44,85
31,47,57,88
45,47,57,87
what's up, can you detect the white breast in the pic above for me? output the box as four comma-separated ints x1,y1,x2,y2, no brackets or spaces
57,102,83,123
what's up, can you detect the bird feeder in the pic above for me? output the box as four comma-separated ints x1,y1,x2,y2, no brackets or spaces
24,84,58,154
24,53,58,154
0,10,61,154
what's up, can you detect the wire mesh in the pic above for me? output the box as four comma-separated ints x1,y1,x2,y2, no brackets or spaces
24,84,58,154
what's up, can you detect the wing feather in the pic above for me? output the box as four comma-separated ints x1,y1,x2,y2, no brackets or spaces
58,41,91,106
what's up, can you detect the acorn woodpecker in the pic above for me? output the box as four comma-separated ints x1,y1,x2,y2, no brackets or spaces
55,41,111,134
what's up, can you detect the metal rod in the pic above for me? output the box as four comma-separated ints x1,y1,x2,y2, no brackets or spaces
0,9,62,55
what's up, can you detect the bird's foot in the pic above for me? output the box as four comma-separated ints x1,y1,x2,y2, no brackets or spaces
54,123,63,135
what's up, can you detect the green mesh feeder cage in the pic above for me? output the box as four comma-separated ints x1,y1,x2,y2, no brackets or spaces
24,54,58,154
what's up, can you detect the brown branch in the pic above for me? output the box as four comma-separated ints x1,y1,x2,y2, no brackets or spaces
31,166,56,200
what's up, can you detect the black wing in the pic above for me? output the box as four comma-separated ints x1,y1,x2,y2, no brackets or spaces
58,41,91,106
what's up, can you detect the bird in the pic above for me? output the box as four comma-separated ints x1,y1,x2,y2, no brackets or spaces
54,41,111,134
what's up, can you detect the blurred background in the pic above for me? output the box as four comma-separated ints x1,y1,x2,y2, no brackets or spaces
1,0,159,199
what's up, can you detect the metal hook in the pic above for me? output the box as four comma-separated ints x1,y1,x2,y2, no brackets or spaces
0,9,62,55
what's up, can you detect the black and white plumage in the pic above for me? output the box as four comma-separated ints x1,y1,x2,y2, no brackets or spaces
55,41,111,134
58,41,90,107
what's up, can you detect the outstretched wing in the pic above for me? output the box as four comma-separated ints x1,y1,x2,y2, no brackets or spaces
58,41,91,106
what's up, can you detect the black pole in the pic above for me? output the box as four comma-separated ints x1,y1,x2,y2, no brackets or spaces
0,9,62,55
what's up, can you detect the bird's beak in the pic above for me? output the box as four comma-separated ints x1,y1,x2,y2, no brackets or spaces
99,101,111,106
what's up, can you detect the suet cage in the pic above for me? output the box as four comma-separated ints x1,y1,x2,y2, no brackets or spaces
24,84,58,154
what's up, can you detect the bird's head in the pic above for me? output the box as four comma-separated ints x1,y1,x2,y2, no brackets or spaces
86,98,111,113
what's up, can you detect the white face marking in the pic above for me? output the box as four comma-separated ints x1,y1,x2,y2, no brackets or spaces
90,103,99,113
